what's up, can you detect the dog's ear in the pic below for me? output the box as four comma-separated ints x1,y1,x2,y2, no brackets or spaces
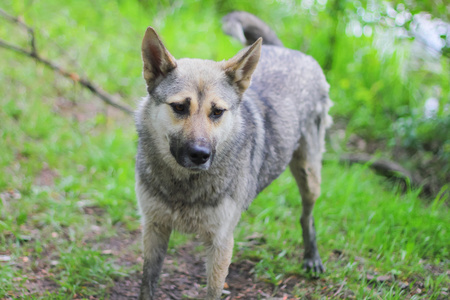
141,27,177,91
223,37,262,95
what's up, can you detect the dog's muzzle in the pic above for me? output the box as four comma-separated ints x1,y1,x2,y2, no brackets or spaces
170,138,214,170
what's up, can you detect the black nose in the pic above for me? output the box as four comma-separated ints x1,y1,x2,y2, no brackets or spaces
187,144,211,165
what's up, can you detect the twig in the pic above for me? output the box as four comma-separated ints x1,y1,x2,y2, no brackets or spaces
333,278,346,297
0,9,133,115
331,153,432,195
161,288,180,300
0,9,37,56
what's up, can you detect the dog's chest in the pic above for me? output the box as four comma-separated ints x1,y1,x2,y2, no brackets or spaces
169,199,239,235
147,165,241,206
137,171,244,236
141,193,240,236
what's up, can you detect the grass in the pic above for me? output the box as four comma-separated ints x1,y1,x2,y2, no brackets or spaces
0,0,448,299
236,164,448,298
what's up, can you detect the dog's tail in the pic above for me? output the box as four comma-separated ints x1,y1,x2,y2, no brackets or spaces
222,11,283,47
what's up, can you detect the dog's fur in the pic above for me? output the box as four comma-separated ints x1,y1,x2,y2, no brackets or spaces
136,12,332,300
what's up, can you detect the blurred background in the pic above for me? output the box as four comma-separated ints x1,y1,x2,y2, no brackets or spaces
0,0,448,299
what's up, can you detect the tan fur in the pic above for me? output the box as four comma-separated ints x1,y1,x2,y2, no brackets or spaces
205,236,234,299
163,88,231,144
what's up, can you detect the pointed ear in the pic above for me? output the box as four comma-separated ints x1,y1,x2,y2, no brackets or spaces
223,37,262,95
141,27,177,91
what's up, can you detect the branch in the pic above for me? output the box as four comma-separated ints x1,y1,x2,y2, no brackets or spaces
333,153,432,195
339,153,416,180
0,9,37,56
0,10,133,115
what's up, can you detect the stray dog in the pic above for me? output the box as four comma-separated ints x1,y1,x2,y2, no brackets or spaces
135,11,332,300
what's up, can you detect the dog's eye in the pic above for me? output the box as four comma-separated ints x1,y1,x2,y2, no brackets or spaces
170,103,186,114
211,109,225,118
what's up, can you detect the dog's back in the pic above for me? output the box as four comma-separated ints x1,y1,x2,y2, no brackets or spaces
223,13,332,195
220,11,331,278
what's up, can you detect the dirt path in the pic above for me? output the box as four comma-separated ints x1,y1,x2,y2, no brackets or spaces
107,234,309,300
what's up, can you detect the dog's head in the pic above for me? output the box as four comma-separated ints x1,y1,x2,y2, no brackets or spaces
139,27,261,171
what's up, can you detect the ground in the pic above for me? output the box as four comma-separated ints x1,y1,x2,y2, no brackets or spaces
108,238,302,300
6,217,447,300
14,226,319,299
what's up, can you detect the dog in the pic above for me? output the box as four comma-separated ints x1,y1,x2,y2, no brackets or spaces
135,11,332,300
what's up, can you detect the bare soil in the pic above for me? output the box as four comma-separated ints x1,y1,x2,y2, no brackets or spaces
108,243,308,300
106,233,312,300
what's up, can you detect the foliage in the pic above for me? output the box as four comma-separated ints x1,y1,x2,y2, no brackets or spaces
390,0,450,21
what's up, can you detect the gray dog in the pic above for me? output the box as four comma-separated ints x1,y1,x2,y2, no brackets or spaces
135,11,332,300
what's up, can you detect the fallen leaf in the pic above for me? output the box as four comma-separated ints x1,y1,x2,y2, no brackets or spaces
0,255,11,262
245,232,263,240
18,235,32,241
69,73,80,82
366,274,375,281
376,275,391,282
399,281,409,289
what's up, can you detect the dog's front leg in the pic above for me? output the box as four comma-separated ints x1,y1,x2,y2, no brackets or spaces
205,234,234,300
139,220,171,300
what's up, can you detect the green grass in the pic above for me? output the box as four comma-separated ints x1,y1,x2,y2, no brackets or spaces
236,164,448,298
0,0,448,299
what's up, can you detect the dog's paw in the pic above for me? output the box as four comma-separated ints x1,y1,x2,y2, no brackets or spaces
303,257,325,275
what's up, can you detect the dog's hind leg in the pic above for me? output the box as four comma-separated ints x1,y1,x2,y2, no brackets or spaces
289,116,327,274
138,220,172,300
204,234,234,300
